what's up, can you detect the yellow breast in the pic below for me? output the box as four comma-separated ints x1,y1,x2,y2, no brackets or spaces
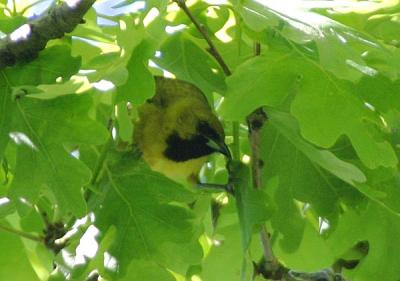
143,154,207,184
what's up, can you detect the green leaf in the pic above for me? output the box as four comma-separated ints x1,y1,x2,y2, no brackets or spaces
153,32,226,95
261,109,364,218
328,202,400,281
268,109,366,185
222,52,397,169
9,144,89,217
355,74,400,113
258,110,365,269
14,94,109,146
0,220,40,281
7,95,108,216
201,205,253,281
316,30,370,81
85,20,145,85
356,167,400,215
266,178,335,271
274,223,334,271
236,0,397,81
289,57,397,169
120,260,176,281
116,41,155,105
219,54,301,120
94,154,201,278
115,101,133,142
27,80,84,100
365,13,400,42
4,45,81,86
0,15,26,34
264,110,400,215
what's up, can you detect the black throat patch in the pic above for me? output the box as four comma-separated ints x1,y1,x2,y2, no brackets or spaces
164,131,215,162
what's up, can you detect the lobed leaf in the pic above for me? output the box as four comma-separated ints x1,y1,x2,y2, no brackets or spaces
93,154,201,278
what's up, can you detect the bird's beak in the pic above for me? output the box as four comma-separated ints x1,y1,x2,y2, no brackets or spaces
220,142,232,160
206,138,232,160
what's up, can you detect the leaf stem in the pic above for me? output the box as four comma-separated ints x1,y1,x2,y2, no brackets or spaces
0,223,43,242
85,135,114,201
90,135,114,186
12,0,17,15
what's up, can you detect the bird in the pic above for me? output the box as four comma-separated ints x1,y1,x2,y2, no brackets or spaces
134,76,231,185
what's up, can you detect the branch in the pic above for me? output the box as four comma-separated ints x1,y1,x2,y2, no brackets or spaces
0,0,96,69
247,108,280,276
173,0,231,76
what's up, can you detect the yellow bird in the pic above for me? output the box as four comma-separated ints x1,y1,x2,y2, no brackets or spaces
134,76,231,185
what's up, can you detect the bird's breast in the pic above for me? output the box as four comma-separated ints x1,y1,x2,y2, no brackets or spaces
144,154,208,184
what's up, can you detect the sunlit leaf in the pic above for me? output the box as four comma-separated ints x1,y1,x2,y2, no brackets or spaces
328,202,400,281
236,0,399,81
116,40,155,105
94,154,201,277
8,95,108,216
4,45,81,86
153,32,226,95
221,52,398,169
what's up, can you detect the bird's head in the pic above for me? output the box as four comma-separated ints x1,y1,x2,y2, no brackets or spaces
163,99,231,162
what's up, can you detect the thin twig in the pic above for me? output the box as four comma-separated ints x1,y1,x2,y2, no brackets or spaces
173,0,231,76
0,223,43,242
